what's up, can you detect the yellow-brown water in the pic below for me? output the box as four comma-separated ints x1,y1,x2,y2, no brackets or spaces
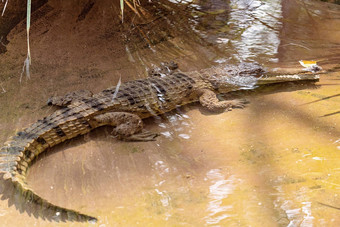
0,0,339,226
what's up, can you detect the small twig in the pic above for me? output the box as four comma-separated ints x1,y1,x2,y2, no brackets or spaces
0,84,6,93
280,43,311,51
135,26,153,47
318,202,340,210
124,0,141,18
300,0,317,24
320,111,340,118
249,14,278,31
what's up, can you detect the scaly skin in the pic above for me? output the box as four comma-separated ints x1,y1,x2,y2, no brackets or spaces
0,63,319,222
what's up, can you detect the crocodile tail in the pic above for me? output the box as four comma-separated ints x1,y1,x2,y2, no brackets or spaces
0,141,97,223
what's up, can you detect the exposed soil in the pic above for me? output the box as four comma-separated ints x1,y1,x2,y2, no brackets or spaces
0,0,210,138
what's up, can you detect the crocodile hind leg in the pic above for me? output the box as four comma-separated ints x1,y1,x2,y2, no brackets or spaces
47,90,93,107
199,89,248,112
93,112,159,141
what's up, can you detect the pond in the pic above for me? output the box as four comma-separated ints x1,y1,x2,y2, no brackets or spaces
0,0,339,226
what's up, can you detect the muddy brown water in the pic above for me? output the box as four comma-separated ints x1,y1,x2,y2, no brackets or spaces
0,0,340,226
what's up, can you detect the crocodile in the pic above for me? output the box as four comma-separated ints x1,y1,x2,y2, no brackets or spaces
0,62,319,222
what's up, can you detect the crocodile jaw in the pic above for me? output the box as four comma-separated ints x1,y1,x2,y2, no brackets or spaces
256,74,320,85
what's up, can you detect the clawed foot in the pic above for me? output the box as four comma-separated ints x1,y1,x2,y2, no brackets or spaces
120,130,160,142
228,99,249,109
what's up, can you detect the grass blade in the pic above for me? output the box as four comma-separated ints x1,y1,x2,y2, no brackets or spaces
1,0,9,16
21,0,31,82
120,0,124,22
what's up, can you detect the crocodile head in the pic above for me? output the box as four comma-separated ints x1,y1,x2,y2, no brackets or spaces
205,62,319,93
205,62,265,92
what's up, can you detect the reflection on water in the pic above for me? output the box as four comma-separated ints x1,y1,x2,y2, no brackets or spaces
335,138,340,150
228,0,282,62
159,112,193,140
186,0,282,63
0,208,7,217
204,169,236,225
274,185,314,227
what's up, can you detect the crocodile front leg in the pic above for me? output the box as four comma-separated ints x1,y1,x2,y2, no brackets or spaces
199,89,248,112
92,112,159,141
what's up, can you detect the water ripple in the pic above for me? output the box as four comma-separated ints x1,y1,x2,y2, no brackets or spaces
204,169,237,225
